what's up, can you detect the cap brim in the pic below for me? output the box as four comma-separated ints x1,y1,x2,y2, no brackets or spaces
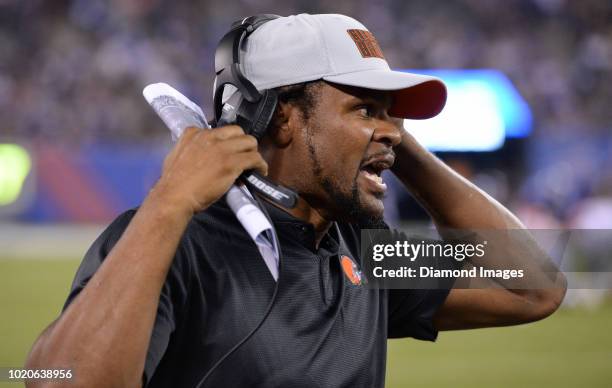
323,70,447,119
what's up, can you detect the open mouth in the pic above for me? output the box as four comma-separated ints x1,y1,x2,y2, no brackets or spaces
360,163,387,188
359,153,395,193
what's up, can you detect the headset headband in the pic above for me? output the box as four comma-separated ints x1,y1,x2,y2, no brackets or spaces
213,14,281,122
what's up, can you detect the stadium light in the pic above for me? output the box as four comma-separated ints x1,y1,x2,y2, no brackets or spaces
0,144,32,206
402,69,533,152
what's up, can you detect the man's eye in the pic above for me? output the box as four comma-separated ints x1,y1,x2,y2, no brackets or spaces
358,105,373,118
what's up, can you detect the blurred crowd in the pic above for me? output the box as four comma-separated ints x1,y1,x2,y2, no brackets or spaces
1,0,611,227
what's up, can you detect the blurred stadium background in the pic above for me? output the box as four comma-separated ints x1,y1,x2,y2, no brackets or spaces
0,0,611,387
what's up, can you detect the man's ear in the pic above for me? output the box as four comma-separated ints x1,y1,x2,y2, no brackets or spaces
266,101,300,147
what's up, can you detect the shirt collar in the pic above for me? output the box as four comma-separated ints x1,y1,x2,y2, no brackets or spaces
263,201,341,255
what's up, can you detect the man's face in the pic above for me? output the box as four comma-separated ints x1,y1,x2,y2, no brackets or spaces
291,82,403,227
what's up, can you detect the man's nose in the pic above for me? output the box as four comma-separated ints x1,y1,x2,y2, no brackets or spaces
372,118,402,147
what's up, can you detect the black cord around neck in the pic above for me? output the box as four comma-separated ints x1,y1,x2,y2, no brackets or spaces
194,193,282,388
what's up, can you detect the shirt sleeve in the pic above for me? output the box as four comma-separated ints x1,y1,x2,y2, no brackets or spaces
61,209,192,386
387,287,451,340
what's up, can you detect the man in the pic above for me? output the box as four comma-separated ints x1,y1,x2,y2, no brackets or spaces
26,14,566,387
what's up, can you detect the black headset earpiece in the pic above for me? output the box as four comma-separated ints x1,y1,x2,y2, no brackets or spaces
213,14,297,209
234,89,278,140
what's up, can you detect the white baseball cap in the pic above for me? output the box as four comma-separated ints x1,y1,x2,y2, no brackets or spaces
219,13,447,119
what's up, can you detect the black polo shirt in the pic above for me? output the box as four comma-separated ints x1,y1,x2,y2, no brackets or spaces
63,200,450,387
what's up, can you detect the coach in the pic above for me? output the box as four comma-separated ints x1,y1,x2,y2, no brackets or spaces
25,14,566,387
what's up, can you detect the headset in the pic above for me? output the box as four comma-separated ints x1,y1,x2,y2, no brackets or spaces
195,15,289,387
213,13,297,209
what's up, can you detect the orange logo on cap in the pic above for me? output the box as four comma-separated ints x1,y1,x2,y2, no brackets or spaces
341,255,363,285
347,29,385,59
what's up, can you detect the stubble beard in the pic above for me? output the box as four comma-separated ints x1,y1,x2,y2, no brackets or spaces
305,126,387,229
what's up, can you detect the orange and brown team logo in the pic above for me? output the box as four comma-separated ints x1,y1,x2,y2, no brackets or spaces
341,255,363,285
347,29,385,59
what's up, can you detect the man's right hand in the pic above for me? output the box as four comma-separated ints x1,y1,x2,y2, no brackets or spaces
153,125,268,215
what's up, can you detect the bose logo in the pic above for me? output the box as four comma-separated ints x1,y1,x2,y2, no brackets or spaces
246,175,289,201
